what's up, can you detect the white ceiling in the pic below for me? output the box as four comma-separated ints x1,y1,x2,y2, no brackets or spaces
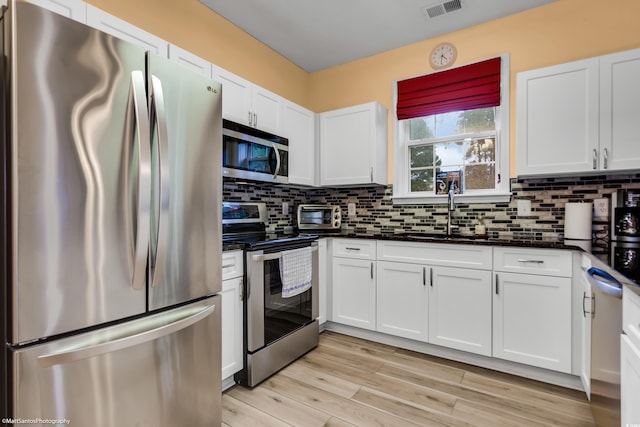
198,0,557,72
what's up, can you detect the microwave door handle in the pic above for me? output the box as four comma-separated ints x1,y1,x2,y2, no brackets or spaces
272,145,281,180
149,75,170,288
128,71,151,291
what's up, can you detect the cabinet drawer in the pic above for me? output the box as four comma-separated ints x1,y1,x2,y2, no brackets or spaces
493,247,572,277
332,239,376,260
222,250,244,280
377,240,492,270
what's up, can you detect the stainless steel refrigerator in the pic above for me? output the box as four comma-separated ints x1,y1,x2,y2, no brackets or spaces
0,2,222,425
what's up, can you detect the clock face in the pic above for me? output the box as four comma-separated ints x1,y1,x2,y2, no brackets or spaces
430,43,457,69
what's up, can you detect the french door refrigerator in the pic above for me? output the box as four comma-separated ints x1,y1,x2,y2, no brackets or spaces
0,2,223,425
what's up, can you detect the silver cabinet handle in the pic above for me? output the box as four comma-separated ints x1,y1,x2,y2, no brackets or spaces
603,147,608,169
149,75,170,288
371,262,374,279
495,274,499,295
248,110,253,126
517,259,544,264
222,263,235,269
422,267,426,286
38,301,215,368
370,167,374,183
429,268,433,287
345,247,361,251
253,112,258,128
127,71,151,291
582,292,593,318
592,149,597,169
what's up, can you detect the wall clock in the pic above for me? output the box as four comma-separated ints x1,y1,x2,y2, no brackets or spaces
430,42,457,70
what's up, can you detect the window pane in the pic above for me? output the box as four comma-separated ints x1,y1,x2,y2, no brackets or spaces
409,117,435,140
464,164,495,190
455,108,495,134
410,145,434,167
465,137,495,164
410,170,433,192
434,140,466,167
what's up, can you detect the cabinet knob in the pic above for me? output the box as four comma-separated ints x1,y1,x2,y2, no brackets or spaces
592,149,598,170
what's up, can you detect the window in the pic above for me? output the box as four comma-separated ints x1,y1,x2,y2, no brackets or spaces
393,55,511,204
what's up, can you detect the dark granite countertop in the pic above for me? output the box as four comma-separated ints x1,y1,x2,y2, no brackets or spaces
304,231,582,251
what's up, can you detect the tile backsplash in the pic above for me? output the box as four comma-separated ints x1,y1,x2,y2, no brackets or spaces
224,173,640,241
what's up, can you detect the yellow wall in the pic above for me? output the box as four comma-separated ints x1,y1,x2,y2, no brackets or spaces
85,0,640,178
84,0,311,106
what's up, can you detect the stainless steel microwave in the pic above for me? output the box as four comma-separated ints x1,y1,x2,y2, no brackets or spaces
222,119,289,184
297,205,342,230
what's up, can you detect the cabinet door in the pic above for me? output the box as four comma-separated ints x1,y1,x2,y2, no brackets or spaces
429,267,492,356
252,85,283,135
26,0,86,22
320,102,387,186
331,257,376,330
212,65,253,126
376,261,428,341
621,334,640,426
516,58,599,176
86,5,168,56
168,44,212,78
493,272,572,373
600,49,640,171
221,276,243,381
284,100,316,186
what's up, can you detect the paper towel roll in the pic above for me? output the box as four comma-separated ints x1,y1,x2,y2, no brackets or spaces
564,202,593,240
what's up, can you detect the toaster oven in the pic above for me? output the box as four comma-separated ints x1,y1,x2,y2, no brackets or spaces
297,205,342,230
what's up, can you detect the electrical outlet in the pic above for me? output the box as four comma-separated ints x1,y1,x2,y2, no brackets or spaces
282,202,289,215
593,198,609,218
517,200,532,216
347,203,356,217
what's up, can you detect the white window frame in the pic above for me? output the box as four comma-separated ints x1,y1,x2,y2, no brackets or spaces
392,54,511,205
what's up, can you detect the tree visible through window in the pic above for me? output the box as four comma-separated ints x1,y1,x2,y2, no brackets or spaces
408,107,497,194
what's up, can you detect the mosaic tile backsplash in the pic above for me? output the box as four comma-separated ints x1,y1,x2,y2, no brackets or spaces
223,173,640,241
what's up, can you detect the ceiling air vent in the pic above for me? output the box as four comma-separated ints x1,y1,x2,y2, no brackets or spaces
423,0,463,19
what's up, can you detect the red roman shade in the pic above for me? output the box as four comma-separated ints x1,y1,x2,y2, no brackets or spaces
396,57,501,120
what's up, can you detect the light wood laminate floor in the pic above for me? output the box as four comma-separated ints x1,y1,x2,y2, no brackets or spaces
222,331,595,427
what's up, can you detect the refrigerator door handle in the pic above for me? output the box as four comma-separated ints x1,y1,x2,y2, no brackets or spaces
37,301,216,368
129,70,152,291
149,75,170,288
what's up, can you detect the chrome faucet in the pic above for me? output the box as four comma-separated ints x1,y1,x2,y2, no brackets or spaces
447,186,457,236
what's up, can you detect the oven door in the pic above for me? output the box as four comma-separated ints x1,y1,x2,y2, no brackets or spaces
245,243,318,353
613,207,640,242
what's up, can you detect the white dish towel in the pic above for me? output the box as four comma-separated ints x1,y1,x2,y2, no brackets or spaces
279,247,312,298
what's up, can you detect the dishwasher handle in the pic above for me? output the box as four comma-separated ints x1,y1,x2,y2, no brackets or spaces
587,267,623,298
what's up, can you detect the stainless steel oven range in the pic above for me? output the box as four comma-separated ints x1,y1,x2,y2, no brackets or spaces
222,202,319,387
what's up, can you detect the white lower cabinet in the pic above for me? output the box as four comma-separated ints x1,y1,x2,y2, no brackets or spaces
492,271,572,373
331,239,377,330
621,334,640,425
221,250,244,385
332,257,376,330
429,266,492,356
622,287,640,425
376,261,429,341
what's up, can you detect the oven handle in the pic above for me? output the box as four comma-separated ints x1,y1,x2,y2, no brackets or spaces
251,245,318,262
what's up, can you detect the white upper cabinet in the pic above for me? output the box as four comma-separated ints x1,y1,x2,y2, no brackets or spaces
25,0,86,22
516,58,599,176
86,5,168,57
517,48,640,176
319,101,388,186
212,65,283,135
283,100,316,186
168,44,212,78
599,49,640,171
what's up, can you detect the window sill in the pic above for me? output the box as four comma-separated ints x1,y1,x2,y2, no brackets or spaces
391,192,512,205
